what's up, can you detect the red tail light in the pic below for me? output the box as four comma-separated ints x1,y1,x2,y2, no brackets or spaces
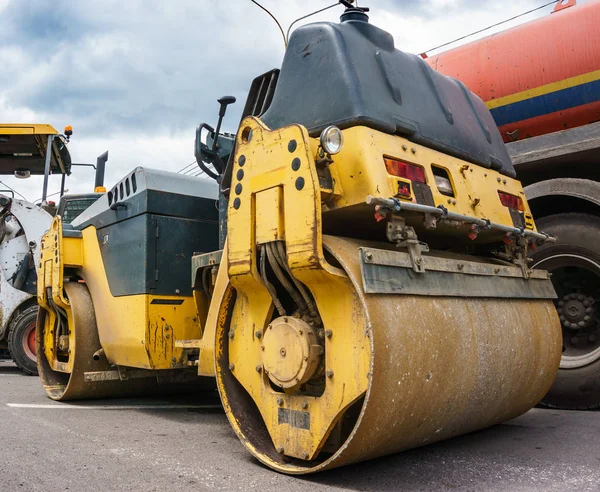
498,191,524,211
384,158,426,183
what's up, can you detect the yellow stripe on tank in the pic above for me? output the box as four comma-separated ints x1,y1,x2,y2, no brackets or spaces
486,69,600,109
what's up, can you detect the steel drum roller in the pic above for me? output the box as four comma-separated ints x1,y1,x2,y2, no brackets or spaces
216,235,562,474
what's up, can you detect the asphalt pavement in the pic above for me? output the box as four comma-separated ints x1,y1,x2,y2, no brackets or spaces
0,359,598,492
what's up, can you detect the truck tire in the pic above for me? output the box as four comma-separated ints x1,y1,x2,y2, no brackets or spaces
8,305,39,376
531,213,600,409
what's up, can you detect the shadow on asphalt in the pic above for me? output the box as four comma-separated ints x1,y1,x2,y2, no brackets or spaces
0,360,21,375
235,408,598,491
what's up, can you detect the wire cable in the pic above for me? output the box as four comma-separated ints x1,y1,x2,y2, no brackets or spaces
0,181,28,201
286,2,338,42
421,0,560,55
250,0,287,48
177,161,197,173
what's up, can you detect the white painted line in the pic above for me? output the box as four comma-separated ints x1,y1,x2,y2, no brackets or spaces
7,403,222,410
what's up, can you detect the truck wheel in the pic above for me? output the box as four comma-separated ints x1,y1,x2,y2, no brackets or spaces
8,305,39,376
531,213,600,409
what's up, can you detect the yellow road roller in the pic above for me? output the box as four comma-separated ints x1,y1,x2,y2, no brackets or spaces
37,3,562,474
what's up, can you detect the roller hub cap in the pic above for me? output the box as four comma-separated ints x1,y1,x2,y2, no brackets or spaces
557,294,596,330
261,316,322,390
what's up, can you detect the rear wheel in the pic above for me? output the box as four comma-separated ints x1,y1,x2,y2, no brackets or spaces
38,282,213,401
532,213,600,409
8,305,39,375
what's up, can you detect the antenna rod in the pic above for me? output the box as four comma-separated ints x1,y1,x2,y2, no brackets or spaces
249,0,287,48
286,2,339,42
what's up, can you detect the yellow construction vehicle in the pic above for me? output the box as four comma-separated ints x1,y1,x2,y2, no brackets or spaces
0,124,105,374
37,3,562,474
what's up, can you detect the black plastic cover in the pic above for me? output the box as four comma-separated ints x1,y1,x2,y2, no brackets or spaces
260,16,515,177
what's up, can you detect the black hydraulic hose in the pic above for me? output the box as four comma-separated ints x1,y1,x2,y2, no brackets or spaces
275,241,319,319
13,251,31,290
266,243,307,312
259,245,285,316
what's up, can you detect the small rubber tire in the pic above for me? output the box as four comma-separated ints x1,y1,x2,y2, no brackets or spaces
8,305,39,376
531,213,600,409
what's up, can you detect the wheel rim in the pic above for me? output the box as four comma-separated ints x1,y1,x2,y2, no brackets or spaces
22,321,37,362
534,253,600,369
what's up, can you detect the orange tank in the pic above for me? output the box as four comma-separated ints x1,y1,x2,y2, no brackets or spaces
425,0,600,142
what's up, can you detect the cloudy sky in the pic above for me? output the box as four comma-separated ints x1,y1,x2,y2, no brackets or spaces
0,0,584,202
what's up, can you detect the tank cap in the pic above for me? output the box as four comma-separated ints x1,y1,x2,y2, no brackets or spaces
340,1,370,23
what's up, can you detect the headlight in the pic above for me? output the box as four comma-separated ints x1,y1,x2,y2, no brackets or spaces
320,126,344,155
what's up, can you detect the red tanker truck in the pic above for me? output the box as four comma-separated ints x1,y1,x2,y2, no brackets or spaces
426,0,600,410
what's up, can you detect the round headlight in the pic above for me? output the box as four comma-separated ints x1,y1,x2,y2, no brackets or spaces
320,126,344,155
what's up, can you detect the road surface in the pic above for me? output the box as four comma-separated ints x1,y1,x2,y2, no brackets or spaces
0,360,598,491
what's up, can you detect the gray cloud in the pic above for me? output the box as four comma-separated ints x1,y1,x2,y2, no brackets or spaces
1,0,578,200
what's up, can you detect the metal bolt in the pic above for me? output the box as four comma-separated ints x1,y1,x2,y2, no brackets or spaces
256,365,262,373
171,357,177,363
502,179,507,185
261,345,265,351
277,398,284,406
558,300,565,307
402,145,407,151
325,329,333,338
228,331,235,339
457,263,464,270
302,401,308,409
497,177,502,183
304,356,308,361
570,337,579,345
165,334,170,339
256,331,262,339
277,447,284,454
229,363,235,371
586,307,593,314
447,198,452,204
411,148,416,154
326,370,334,378
283,317,288,323
589,334,598,344
578,321,586,328
303,453,310,460
493,268,500,274
298,329,303,335
175,289,180,294
365,252,373,261
584,315,591,322
452,200,457,205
